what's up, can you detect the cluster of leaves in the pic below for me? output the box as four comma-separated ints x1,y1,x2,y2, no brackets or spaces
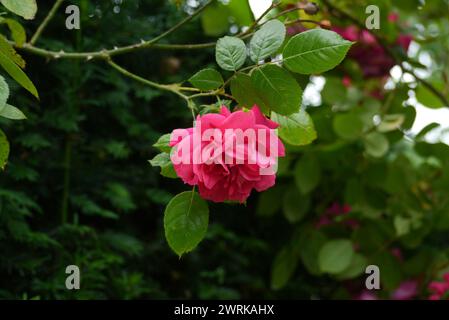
0,0,38,169
152,17,353,257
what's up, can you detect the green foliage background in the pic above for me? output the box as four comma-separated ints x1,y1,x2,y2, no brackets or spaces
1,0,449,300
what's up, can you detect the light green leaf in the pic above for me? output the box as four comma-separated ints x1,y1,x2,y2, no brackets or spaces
336,253,368,280
201,3,229,37
333,113,364,140
318,239,354,274
249,19,285,62
1,0,37,20
0,104,26,120
282,188,309,223
377,114,405,132
0,48,38,98
0,128,9,170
164,191,209,257
215,36,247,71
283,29,353,74
294,155,321,194
230,72,269,113
153,133,172,153
228,0,254,26
189,68,224,91
394,215,411,236
0,18,26,45
416,82,447,109
149,153,177,179
364,132,389,158
271,109,316,146
251,64,302,115
0,34,25,68
298,229,327,275
271,245,298,290
0,74,9,109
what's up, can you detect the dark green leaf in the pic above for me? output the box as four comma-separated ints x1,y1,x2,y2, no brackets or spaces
0,128,9,170
230,72,268,113
249,19,285,62
215,36,247,71
164,191,209,257
271,245,298,290
251,64,302,115
294,155,321,194
189,68,224,91
283,29,353,74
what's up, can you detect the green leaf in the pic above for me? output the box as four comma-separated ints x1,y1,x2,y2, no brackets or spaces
0,104,26,120
298,228,327,275
271,109,316,146
377,114,405,132
153,133,172,153
149,153,177,179
164,191,209,257
228,0,254,26
0,18,26,45
318,239,354,274
282,188,309,223
251,64,302,115
416,122,440,140
333,113,364,140
230,72,268,113
0,34,25,68
249,19,285,62
215,36,247,71
283,29,353,74
0,47,38,98
416,82,447,109
0,128,9,170
0,74,9,109
1,0,37,20
363,132,389,158
256,185,285,216
336,253,368,280
271,245,298,290
201,3,229,37
294,155,321,194
189,68,224,91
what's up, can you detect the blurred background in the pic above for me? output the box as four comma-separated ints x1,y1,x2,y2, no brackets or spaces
1,0,449,300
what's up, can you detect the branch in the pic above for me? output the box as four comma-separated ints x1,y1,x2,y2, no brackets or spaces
13,1,308,60
30,0,65,45
107,58,189,101
18,0,214,59
322,0,449,107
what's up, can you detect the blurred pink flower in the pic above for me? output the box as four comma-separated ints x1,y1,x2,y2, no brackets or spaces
391,280,418,300
427,273,449,300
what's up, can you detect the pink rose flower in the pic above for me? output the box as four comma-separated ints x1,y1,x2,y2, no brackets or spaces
169,105,285,203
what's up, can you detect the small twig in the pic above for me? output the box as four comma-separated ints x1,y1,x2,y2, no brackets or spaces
107,58,189,101
30,0,65,45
